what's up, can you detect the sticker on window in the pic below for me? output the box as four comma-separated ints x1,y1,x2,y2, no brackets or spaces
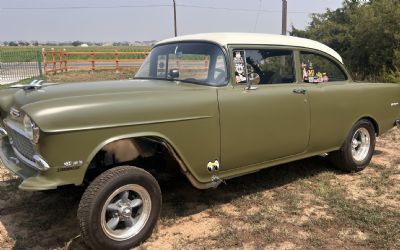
233,51,247,84
302,61,329,83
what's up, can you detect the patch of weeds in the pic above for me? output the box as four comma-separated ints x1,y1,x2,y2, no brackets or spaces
392,157,400,165
159,214,178,227
316,178,400,248
246,211,264,224
45,69,136,83
370,163,387,171
230,194,249,210
211,226,241,248
302,217,333,230
306,232,327,248
338,200,400,248
275,189,301,212
361,166,396,196
315,181,345,203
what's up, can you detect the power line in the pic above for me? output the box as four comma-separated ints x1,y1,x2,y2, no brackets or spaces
0,4,319,14
0,4,172,10
178,4,315,14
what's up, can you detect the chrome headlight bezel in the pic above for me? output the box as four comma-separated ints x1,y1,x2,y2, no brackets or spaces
23,114,40,143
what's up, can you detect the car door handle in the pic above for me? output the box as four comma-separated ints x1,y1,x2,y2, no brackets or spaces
292,88,306,94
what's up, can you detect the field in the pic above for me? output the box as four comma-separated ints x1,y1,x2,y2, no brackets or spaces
0,46,150,62
0,128,399,249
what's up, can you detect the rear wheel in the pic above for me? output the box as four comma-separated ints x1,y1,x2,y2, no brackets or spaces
78,166,161,250
329,119,376,172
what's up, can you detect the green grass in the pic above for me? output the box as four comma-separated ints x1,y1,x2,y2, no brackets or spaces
0,46,150,62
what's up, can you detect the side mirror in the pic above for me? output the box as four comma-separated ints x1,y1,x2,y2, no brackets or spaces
168,69,179,79
245,73,260,90
248,73,260,85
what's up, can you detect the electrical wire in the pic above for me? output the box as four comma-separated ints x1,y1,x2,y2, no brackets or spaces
0,4,318,14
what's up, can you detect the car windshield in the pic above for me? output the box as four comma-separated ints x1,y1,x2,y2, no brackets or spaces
135,42,228,86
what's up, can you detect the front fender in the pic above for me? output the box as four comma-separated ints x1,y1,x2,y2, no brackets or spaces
36,113,220,188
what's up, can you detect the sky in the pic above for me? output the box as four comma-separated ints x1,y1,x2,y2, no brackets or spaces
0,0,344,42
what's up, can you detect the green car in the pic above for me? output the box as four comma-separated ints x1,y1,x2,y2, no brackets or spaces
0,33,399,249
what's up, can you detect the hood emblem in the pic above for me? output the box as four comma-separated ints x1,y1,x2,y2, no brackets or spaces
11,79,44,90
10,108,21,119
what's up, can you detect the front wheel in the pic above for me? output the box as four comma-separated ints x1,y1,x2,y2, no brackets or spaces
329,119,376,172
78,166,161,250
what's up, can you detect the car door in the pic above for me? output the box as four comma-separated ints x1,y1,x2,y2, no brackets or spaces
218,47,310,171
297,50,355,151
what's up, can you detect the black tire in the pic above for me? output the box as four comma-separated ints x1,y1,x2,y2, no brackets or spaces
329,119,376,172
78,166,161,250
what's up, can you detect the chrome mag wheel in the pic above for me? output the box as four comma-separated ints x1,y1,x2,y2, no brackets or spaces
101,184,152,241
351,127,371,162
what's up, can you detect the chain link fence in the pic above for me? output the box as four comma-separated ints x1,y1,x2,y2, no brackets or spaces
0,49,43,84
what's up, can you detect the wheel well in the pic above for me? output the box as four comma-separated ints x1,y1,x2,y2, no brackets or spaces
360,117,379,135
83,136,183,183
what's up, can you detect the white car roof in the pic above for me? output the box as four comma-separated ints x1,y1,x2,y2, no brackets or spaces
156,32,343,64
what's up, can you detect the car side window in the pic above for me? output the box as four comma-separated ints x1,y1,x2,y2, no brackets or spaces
233,49,295,85
300,52,347,83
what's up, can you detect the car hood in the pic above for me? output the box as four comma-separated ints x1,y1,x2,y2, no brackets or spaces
12,79,205,108
4,80,218,133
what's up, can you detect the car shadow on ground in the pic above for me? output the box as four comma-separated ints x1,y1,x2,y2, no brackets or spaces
159,156,342,220
0,156,340,249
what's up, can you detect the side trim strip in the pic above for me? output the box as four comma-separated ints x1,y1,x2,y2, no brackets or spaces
39,115,213,133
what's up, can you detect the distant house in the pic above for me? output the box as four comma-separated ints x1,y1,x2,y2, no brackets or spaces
80,44,89,47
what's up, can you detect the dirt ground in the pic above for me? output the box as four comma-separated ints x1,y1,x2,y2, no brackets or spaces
0,128,399,250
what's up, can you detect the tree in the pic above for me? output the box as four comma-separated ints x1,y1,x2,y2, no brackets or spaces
8,41,18,46
72,40,83,46
290,0,400,81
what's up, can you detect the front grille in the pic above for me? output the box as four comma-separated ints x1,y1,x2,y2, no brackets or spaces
4,124,36,162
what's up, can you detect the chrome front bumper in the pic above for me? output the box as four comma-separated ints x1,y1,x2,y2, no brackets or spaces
0,133,61,190
0,135,39,179
0,127,82,191
0,127,49,172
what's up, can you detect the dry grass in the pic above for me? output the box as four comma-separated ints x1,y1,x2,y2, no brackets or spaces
0,128,399,250
15,69,138,86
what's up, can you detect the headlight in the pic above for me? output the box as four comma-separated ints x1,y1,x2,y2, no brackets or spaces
23,115,40,143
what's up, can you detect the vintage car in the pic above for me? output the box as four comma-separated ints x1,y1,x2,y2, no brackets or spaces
0,33,399,249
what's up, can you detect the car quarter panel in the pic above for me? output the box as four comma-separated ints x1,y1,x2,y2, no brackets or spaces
305,82,400,152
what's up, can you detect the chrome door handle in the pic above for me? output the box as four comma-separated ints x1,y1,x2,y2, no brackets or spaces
293,88,306,94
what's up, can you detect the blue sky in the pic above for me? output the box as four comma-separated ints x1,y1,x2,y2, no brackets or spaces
0,0,343,42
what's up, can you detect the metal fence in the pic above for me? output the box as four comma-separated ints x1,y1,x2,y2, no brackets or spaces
0,49,43,84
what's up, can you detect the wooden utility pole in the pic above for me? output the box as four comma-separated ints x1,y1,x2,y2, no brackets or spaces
173,0,177,37
281,0,287,35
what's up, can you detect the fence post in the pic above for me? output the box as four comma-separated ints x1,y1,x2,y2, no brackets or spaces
58,49,63,73
42,48,47,76
63,49,68,72
115,50,119,73
51,48,56,74
91,51,95,72
37,50,43,78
